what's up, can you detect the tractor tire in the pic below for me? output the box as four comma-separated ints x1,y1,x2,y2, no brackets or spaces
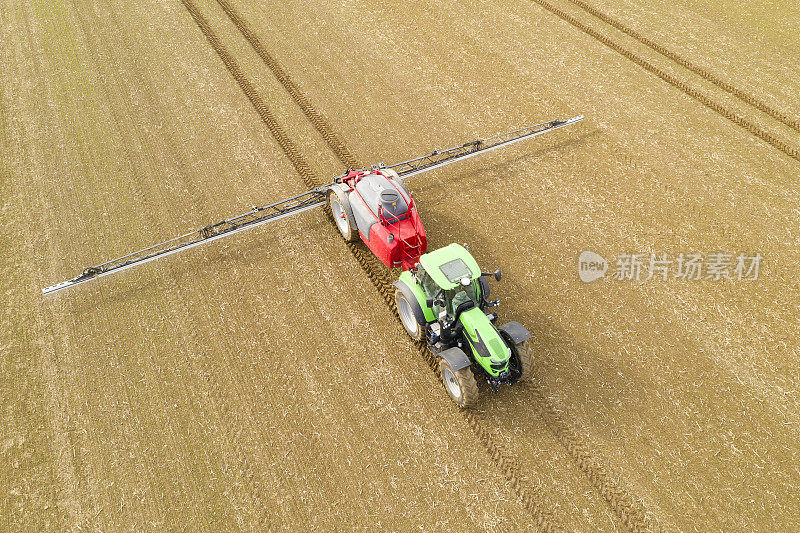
516,339,534,380
439,358,479,408
501,332,534,381
328,189,357,242
395,289,424,341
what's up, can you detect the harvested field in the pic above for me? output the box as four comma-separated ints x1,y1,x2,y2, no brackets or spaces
2,0,798,531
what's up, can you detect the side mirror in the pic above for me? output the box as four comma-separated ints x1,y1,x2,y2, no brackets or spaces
425,297,434,308
494,269,502,281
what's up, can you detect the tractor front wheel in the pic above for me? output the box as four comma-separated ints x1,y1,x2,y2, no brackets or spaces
510,335,533,380
439,359,479,408
501,331,534,381
516,339,534,380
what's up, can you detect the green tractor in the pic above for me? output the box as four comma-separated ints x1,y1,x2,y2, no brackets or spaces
393,243,533,407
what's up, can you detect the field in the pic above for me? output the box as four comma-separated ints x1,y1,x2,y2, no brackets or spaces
2,0,799,530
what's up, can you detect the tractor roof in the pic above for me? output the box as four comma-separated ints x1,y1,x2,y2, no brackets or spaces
419,243,482,290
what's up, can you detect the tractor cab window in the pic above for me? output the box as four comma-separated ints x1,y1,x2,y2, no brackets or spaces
417,267,438,298
419,262,478,318
438,259,472,285
445,282,478,317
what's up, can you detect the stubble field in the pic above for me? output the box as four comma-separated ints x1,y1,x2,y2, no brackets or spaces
2,0,799,530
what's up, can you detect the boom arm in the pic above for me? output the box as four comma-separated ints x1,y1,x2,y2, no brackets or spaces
387,115,583,179
43,115,582,295
42,188,328,295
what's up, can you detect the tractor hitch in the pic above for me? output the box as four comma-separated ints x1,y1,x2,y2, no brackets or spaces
486,367,522,392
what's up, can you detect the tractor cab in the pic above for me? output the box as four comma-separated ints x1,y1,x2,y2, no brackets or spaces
416,245,487,318
422,273,479,320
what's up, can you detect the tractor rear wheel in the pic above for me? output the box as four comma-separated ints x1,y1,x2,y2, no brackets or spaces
439,359,479,408
328,190,357,242
395,289,424,341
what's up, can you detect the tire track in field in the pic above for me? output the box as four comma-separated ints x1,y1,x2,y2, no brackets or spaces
529,0,800,163
178,1,562,530
567,0,800,133
215,0,359,169
211,1,651,531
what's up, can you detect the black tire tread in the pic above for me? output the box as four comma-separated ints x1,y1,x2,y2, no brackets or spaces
328,190,357,242
517,339,534,380
439,359,479,408
395,289,424,341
